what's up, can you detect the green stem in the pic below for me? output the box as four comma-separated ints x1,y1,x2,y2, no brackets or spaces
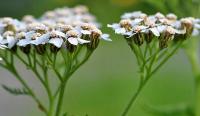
55,50,93,116
121,42,182,116
121,81,144,116
55,80,68,116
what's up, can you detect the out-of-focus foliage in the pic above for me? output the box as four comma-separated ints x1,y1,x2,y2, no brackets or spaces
142,0,200,17
0,0,198,116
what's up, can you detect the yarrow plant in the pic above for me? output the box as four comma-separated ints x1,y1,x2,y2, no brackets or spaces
108,11,200,116
0,5,111,116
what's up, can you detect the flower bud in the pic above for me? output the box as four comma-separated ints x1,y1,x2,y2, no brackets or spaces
159,26,175,49
2,17,17,32
144,32,154,44
181,18,194,37
32,33,46,54
66,30,78,53
22,15,36,24
16,32,31,54
55,24,73,33
88,29,101,49
166,13,177,21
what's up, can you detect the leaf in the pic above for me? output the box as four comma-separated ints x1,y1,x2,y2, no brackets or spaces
2,84,30,96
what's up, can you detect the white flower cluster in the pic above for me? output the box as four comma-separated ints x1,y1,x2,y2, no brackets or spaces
0,5,111,54
108,11,200,48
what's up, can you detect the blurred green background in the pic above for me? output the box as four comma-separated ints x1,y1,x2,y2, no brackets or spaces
0,0,199,116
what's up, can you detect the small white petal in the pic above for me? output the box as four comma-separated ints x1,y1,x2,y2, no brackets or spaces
0,35,3,42
17,39,31,47
0,57,2,61
171,21,181,28
124,31,133,36
25,31,35,39
81,30,91,35
115,28,126,34
7,36,17,48
0,44,7,49
175,29,186,34
150,27,160,36
195,23,200,29
68,37,78,45
128,33,137,38
157,25,167,33
194,19,200,23
31,33,50,45
192,29,199,36
49,38,63,48
77,38,90,44
131,18,143,26
107,24,120,29
101,34,112,41
0,27,4,34
54,31,66,38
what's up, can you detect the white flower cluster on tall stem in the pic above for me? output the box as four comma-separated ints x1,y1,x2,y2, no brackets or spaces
108,11,200,116
0,6,111,116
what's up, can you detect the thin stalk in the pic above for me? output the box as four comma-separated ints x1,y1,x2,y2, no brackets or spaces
55,50,93,116
55,79,68,116
149,42,182,79
121,42,182,116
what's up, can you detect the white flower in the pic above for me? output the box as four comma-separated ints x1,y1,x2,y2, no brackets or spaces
50,30,66,38
131,18,143,26
31,33,50,45
66,30,90,45
149,27,160,36
49,38,64,48
107,24,126,35
48,30,66,48
81,30,91,35
7,36,17,48
67,37,90,45
157,25,167,33
17,31,35,47
2,31,17,49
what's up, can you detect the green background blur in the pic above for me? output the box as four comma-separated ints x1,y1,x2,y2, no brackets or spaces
0,0,199,116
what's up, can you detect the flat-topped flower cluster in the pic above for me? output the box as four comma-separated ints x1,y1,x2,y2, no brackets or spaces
0,5,111,54
108,11,200,48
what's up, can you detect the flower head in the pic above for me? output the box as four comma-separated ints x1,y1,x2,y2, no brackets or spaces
0,5,110,54
108,11,200,48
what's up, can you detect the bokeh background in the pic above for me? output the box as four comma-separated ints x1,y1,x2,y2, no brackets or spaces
0,0,200,116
